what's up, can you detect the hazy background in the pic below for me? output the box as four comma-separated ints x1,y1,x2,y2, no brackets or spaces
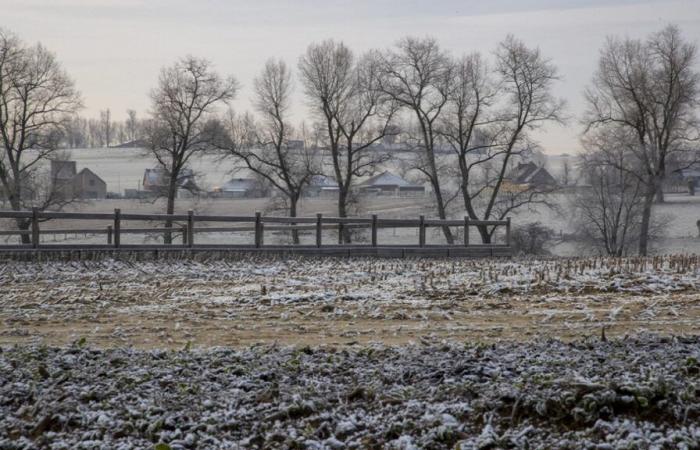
2,0,699,154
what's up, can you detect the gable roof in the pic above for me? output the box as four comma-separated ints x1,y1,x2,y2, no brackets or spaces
510,162,557,185
309,175,339,188
359,171,419,188
221,178,260,192
75,168,106,184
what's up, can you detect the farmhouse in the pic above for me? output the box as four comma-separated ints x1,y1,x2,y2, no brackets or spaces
504,162,558,191
51,160,107,199
72,168,107,199
357,171,425,196
143,167,198,197
212,178,267,198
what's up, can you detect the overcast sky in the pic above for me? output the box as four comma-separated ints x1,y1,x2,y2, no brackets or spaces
1,0,699,153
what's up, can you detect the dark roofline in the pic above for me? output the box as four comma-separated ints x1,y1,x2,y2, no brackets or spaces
76,168,106,184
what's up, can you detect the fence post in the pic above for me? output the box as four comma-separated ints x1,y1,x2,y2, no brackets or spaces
31,207,39,249
107,226,113,245
182,226,187,245
338,222,344,245
419,215,425,247
316,213,322,248
254,211,262,248
371,214,378,247
506,217,511,247
464,216,469,247
113,208,121,248
187,210,194,248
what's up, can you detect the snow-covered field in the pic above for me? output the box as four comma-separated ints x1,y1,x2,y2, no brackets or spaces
2,255,700,449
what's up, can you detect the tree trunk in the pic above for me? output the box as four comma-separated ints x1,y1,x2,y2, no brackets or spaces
420,126,452,244
15,217,31,245
458,158,491,245
290,195,300,245
655,189,665,204
430,179,454,244
476,225,492,244
8,188,31,245
638,186,655,256
164,179,178,245
337,187,351,244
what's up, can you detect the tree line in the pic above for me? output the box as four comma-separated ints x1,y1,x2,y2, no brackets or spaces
0,25,697,253
62,109,145,148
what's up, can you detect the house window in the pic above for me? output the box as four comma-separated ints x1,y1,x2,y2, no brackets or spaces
89,179,95,186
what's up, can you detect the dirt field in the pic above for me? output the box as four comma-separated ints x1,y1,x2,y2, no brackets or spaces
2,256,698,349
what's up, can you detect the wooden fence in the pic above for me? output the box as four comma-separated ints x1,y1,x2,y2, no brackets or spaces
0,208,512,257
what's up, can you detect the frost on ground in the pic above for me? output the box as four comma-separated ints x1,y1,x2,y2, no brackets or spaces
1,255,700,448
2,336,700,449
1,255,699,347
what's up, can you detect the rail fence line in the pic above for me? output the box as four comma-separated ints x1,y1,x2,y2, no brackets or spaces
0,208,512,257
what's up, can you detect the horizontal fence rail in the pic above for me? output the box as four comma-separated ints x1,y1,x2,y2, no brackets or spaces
0,208,512,257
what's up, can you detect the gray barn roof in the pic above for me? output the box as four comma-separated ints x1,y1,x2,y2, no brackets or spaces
359,171,421,188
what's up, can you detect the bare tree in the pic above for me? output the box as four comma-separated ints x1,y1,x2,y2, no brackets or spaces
584,25,700,255
438,52,498,242
63,115,88,148
378,37,455,243
223,59,316,244
99,108,112,147
147,55,238,243
439,37,564,243
125,109,139,142
571,128,649,256
0,28,82,243
299,41,397,242
87,118,101,147
561,158,572,186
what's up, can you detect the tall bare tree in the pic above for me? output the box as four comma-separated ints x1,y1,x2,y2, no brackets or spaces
438,52,498,242
584,25,699,255
299,41,397,242
378,37,455,243
147,55,238,243
0,28,82,243
439,37,564,243
125,109,139,142
571,128,649,256
100,108,112,147
224,59,316,244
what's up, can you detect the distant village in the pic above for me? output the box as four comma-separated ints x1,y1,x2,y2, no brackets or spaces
4,140,698,205
7,142,579,204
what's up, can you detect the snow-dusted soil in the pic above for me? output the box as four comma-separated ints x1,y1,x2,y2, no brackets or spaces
2,255,700,448
1,256,699,348
2,336,700,449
